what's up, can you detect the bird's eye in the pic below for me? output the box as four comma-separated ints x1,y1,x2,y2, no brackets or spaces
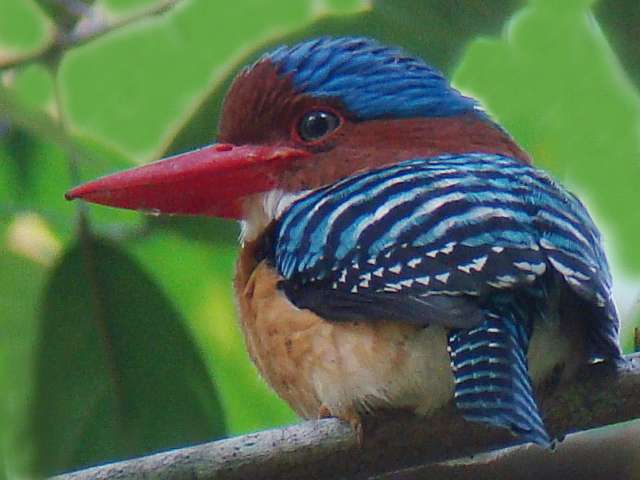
297,110,341,142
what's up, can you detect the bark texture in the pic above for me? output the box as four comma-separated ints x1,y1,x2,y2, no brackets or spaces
52,353,640,480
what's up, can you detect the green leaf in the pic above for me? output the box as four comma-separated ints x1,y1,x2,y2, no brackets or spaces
0,86,146,242
31,236,226,476
371,0,525,71
57,0,368,163
101,0,166,15
98,0,176,19
0,252,46,478
6,64,56,114
128,233,296,435
146,216,239,246
0,0,55,67
0,141,12,208
594,0,640,88
0,85,69,153
452,0,640,276
0,125,143,244
0,127,36,205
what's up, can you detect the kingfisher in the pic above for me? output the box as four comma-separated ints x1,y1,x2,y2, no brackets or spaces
66,36,623,446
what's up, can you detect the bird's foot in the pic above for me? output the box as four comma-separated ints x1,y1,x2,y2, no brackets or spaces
345,411,364,447
318,404,364,447
318,404,332,419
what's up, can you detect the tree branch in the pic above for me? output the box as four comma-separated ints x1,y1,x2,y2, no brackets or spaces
51,353,640,480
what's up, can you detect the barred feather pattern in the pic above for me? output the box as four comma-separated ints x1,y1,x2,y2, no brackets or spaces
276,155,611,310
265,36,479,120
448,298,550,445
274,154,620,344
269,153,622,444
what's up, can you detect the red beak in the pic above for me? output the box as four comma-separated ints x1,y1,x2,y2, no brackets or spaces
65,143,309,219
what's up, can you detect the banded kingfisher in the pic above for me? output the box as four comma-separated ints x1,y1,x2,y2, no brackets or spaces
66,37,623,446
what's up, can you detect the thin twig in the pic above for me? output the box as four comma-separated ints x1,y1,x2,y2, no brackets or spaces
0,0,184,70
51,353,640,480
51,0,93,19
60,0,182,47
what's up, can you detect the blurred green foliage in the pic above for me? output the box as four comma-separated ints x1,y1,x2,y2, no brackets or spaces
32,236,225,475
0,0,54,65
0,0,639,477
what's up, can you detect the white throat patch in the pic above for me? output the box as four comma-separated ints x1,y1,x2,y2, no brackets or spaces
240,189,311,243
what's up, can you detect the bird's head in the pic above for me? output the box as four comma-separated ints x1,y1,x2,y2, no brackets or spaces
66,36,528,239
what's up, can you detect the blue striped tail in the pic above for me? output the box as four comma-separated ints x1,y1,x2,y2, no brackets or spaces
447,304,551,446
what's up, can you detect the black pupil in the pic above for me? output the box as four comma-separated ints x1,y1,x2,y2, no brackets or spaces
299,111,339,141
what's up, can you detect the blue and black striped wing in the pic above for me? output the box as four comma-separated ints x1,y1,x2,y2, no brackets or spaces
274,154,619,352
273,153,622,445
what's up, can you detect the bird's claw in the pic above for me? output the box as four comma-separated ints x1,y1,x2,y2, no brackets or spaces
318,405,364,447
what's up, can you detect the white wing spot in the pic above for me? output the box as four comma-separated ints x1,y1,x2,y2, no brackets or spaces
458,255,488,273
565,276,584,289
492,246,505,253
383,282,402,292
458,264,472,274
339,269,347,283
373,267,385,277
435,272,450,283
472,255,488,270
415,276,430,286
407,258,422,269
513,261,547,275
389,263,402,274
440,242,456,254
548,257,590,281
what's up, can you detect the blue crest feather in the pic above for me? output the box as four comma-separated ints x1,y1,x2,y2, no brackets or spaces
265,36,479,120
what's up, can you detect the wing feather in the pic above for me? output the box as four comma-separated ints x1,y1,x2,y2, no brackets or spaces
273,154,619,344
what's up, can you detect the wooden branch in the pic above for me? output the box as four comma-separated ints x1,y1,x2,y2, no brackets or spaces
371,420,640,480
52,353,640,480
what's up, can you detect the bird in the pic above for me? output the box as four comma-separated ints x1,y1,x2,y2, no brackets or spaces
66,36,623,446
